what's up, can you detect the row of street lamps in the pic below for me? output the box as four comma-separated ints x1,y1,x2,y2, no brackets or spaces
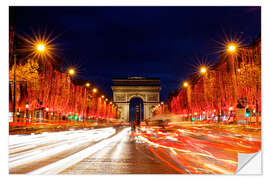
67,66,113,104
182,43,237,88
12,38,116,121
152,43,238,115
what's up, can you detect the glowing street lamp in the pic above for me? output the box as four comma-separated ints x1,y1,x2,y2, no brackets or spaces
92,88,97,93
227,43,237,53
227,42,239,100
85,82,90,87
200,66,207,74
13,39,49,120
36,43,46,52
161,101,164,105
101,95,105,99
183,81,189,88
68,68,75,76
105,98,108,101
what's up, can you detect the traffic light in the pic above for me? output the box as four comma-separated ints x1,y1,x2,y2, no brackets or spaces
245,109,250,117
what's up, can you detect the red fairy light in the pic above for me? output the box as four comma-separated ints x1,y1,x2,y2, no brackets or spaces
165,38,261,119
10,61,118,123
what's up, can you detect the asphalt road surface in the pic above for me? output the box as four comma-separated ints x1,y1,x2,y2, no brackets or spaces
9,127,178,174
9,123,261,174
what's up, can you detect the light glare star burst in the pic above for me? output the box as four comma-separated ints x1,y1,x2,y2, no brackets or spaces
18,30,58,64
189,56,213,77
212,31,245,57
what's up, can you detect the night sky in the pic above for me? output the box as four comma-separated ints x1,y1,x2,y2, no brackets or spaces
12,6,261,101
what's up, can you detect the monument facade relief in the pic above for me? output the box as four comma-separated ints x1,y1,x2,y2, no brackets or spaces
111,77,161,122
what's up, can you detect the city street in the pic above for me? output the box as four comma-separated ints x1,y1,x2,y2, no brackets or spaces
9,122,261,174
8,6,261,175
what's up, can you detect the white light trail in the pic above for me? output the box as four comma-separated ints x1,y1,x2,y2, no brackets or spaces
9,128,116,169
111,132,128,160
28,127,130,174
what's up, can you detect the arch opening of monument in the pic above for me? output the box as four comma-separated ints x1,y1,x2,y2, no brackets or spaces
111,77,161,122
129,97,144,124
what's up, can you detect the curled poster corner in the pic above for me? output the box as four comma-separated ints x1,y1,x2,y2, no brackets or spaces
236,151,262,174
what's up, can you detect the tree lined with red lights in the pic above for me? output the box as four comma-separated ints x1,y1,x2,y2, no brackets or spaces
9,30,120,124
162,37,261,122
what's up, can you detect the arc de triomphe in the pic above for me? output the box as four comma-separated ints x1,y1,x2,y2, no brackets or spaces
111,77,161,122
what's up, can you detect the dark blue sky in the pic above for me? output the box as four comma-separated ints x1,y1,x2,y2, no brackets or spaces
12,6,261,101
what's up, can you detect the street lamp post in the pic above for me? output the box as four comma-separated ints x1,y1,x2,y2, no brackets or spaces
12,53,17,122
183,81,191,119
12,42,47,122
200,66,208,120
227,43,238,123
84,82,91,123
67,68,76,123
36,43,46,122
